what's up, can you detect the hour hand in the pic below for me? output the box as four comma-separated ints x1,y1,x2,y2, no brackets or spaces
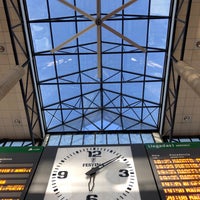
85,155,120,176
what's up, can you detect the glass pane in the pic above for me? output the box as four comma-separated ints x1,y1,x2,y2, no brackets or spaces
123,53,145,74
59,84,80,101
23,141,32,146
146,52,165,78
35,56,56,81
77,21,96,45
44,110,62,129
60,135,73,146
119,134,130,144
4,142,12,147
124,20,147,46
102,22,122,44
125,0,149,15
96,134,107,145
84,134,95,145
25,0,172,133
101,0,121,13
41,85,59,106
107,134,118,144
72,135,83,145
103,83,121,94
141,134,154,143
52,22,76,48
150,0,171,16
76,0,96,13
148,19,168,49
48,135,61,146
82,83,99,93
56,55,79,77
130,134,142,144
49,0,74,18
143,107,158,126
82,69,98,82
123,83,143,99
11,142,23,147
26,0,48,20
191,138,200,142
122,108,141,121
179,138,191,142
102,54,121,71
144,82,162,103
80,55,97,71
30,23,52,52
83,92,100,108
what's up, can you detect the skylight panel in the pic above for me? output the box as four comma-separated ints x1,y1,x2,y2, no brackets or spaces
52,22,77,48
123,53,145,74
24,0,173,132
124,0,149,15
148,19,169,49
35,56,56,81
40,85,59,106
146,52,165,78
49,0,75,18
124,20,147,46
30,23,52,52
26,0,48,20
150,0,171,16
144,82,162,103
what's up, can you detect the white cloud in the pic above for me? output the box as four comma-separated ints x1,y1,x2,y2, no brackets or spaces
43,58,72,69
147,61,163,69
32,24,44,32
131,57,137,62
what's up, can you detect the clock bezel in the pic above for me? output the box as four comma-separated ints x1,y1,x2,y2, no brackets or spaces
46,145,139,200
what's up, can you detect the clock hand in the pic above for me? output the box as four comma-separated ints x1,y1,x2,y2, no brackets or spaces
88,173,96,191
85,155,120,176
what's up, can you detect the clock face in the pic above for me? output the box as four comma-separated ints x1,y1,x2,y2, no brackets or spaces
44,146,141,200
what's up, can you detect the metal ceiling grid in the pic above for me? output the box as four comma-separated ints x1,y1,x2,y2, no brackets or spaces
22,0,173,133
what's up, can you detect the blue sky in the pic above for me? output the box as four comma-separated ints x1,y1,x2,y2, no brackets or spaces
25,0,172,132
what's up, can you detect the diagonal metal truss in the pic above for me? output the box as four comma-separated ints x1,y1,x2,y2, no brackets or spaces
20,0,174,134
3,0,45,144
161,0,192,140
3,0,193,141
51,0,145,78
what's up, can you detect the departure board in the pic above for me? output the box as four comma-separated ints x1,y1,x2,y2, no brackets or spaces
146,142,200,200
0,146,43,200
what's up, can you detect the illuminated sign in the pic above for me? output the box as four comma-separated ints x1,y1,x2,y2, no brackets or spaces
146,142,200,200
0,185,25,191
0,147,43,200
153,157,200,197
0,168,32,173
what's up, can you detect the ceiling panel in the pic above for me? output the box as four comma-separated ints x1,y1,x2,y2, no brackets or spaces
169,0,200,136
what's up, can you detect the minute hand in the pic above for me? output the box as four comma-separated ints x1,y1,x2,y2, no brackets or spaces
85,155,120,176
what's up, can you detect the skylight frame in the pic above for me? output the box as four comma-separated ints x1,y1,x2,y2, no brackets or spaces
24,0,173,133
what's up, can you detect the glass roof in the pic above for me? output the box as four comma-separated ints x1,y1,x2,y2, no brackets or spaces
24,0,172,133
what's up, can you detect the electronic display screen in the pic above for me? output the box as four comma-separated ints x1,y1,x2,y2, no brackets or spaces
146,142,200,200
0,147,43,200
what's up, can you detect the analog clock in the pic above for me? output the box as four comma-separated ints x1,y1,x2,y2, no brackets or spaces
44,146,141,200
